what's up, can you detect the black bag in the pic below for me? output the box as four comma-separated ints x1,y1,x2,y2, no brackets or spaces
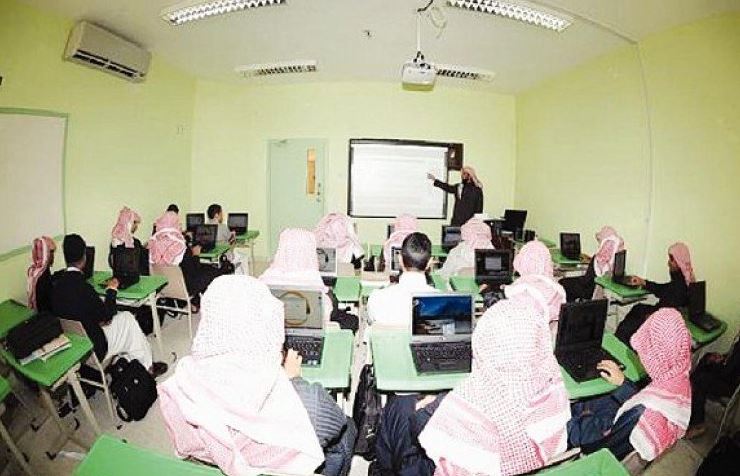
327,289,359,333
352,364,382,460
696,431,740,476
107,358,157,422
219,254,235,274
6,312,63,359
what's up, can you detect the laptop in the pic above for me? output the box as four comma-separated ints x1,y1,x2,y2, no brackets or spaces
386,224,395,238
227,213,248,235
390,246,402,276
475,249,513,288
688,281,721,331
185,213,205,234
409,293,474,374
194,224,217,252
110,247,140,290
483,219,504,237
82,246,95,280
612,250,639,288
503,209,527,234
524,229,535,242
269,286,325,366
441,225,462,252
555,299,619,382
560,233,582,261
317,247,338,287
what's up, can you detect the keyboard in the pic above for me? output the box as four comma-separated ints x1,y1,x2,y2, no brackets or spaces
321,276,338,287
557,348,620,383
285,335,324,367
690,313,721,332
410,341,472,374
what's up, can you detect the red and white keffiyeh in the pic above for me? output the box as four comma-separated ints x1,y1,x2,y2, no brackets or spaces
461,218,493,252
149,211,186,265
615,308,692,461
593,226,625,277
419,299,571,476
668,242,696,286
260,228,326,290
314,213,363,263
383,214,418,264
158,275,323,475
111,206,141,248
27,236,56,310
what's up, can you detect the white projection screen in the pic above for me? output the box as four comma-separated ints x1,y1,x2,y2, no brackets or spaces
348,140,451,219
0,110,67,258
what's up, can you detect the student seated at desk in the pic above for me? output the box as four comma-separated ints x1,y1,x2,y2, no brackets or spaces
615,242,694,346
159,275,356,476
568,308,691,462
560,225,624,302
376,299,570,476
206,203,235,244
51,234,167,377
315,212,364,266
26,236,56,312
110,206,149,275
503,239,566,339
384,214,418,264
368,232,438,329
149,211,222,310
437,218,492,280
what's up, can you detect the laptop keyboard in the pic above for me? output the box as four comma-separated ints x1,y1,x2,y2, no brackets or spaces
690,313,720,332
410,341,472,374
285,335,324,367
558,348,618,382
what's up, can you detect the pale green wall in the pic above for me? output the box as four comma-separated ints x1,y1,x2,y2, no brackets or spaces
0,0,196,303
191,81,516,256
516,13,740,347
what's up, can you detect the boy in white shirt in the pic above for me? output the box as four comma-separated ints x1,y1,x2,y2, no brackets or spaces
206,204,235,244
368,232,438,329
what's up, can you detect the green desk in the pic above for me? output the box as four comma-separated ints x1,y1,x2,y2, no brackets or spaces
448,276,483,302
90,271,168,358
0,375,34,475
333,277,361,303
0,299,35,339
562,333,646,400
74,435,224,476
430,273,448,291
234,230,260,272
0,376,9,402
431,245,448,259
538,449,628,475
1,333,101,456
550,249,584,266
199,243,231,262
594,276,649,300
538,237,558,249
301,329,354,393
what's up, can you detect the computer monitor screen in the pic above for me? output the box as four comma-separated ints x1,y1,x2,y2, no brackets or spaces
485,254,503,271
475,249,512,280
556,300,608,351
186,213,205,232
316,247,337,275
112,247,139,276
560,233,581,258
688,281,706,316
484,219,504,237
412,294,474,336
82,246,95,280
613,250,627,278
195,224,217,246
442,226,462,248
227,213,248,232
391,247,402,273
503,209,527,233
270,288,323,330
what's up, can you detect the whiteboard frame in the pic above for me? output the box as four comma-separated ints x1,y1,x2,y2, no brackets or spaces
0,108,68,262
347,138,453,219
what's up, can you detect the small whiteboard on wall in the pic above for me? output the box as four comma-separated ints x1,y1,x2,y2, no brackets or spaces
348,139,451,219
0,109,67,259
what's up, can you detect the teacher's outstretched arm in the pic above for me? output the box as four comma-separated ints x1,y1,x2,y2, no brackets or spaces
427,173,457,194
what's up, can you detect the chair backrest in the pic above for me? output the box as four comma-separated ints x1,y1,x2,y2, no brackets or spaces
150,264,189,300
59,318,86,338
621,450,649,475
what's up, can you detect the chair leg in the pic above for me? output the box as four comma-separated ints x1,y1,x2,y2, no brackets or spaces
187,299,193,340
0,419,34,476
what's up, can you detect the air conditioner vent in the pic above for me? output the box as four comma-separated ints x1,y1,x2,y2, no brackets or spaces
235,60,318,77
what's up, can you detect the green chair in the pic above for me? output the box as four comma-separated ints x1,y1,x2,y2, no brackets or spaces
0,376,34,475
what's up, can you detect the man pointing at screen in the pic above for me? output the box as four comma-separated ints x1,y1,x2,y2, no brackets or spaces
427,166,484,226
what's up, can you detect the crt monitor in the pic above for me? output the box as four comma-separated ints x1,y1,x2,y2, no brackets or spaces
475,249,513,281
441,226,462,248
390,246,402,274
186,213,205,233
227,213,248,234
503,209,527,233
556,299,608,352
411,294,474,338
111,247,140,277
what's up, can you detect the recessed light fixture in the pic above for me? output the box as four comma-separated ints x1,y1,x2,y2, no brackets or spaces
435,64,495,82
447,0,572,32
235,60,317,77
161,0,284,26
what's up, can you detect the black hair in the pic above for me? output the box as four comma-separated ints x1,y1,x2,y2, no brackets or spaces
401,232,432,271
166,203,179,213
63,234,86,266
207,204,222,220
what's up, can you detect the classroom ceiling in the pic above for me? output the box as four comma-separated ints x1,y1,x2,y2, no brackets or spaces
21,0,740,93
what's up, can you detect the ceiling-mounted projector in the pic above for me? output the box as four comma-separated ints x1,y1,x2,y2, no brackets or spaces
402,51,436,87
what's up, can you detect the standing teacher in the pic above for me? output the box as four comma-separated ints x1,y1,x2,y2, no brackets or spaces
427,166,484,226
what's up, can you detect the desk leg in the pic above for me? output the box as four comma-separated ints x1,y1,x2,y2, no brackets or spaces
0,405,33,476
66,370,101,436
249,239,256,274
149,293,165,359
38,387,88,457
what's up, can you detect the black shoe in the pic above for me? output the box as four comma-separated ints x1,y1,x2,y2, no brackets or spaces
150,361,168,379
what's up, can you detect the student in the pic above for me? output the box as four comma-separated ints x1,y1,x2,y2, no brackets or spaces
206,203,234,244
376,299,570,476
110,206,149,275
314,212,364,265
437,218,492,280
383,214,418,265
26,236,56,312
148,211,221,309
569,308,692,462
159,275,355,476
615,242,694,345
560,225,624,302
427,166,484,227
51,234,166,376
368,233,438,329
503,239,566,338
686,334,740,439
166,203,179,214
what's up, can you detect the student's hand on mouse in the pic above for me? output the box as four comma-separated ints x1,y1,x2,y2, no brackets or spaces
283,349,303,379
628,276,645,287
597,360,625,386
106,278,119,290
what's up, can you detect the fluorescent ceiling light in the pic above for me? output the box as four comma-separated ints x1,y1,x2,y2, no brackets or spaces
435,64,496,82
448,0,572,32
161,0,284,26
235,60,317,77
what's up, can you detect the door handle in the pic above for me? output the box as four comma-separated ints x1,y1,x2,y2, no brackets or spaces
316,182,322,203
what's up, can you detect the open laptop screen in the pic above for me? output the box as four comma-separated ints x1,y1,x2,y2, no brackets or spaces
475,249,512,281
186,213,205,232
503,209,527,233
688,281,706,317
556,299,608,352
560,233,581,258
390,246,402,274
442,226,462,248
227,213,248,232
316,247,337,276
111,247,139,276
613,250,627,279
269,287,323,330
194,224,217,246
412,294,474,337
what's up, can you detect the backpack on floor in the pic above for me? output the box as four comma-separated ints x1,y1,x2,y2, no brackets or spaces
353,364,382,460
107,358,157,422
696,431,740,476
